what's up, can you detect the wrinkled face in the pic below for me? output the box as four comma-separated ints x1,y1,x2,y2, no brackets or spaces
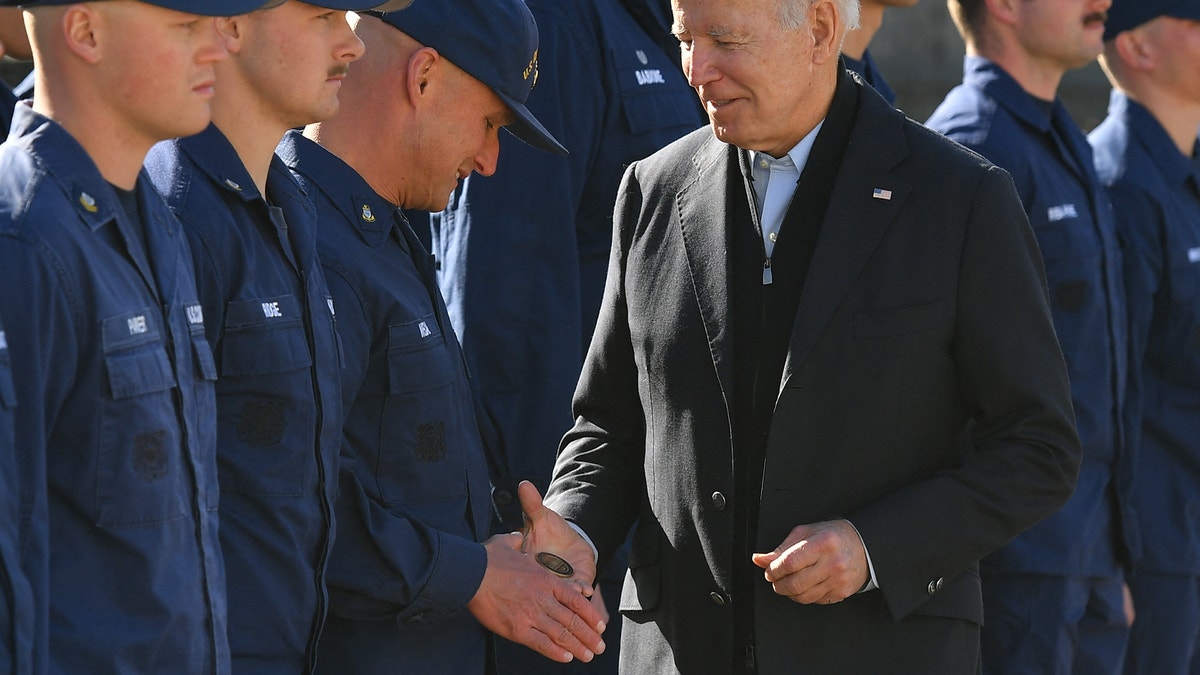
409,63,513,211
1014,0,1111,71
234,2,365,128
672,0,823,156
98,1,228,142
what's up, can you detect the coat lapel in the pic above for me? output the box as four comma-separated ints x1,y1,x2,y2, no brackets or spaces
678,136,736,403
781,95,912,385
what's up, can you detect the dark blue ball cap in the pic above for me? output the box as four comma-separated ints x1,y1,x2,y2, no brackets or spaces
0,0,415,12
1104,0,1200,40
376,0,568,155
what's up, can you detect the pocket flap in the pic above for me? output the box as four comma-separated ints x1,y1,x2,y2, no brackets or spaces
105,347,175,399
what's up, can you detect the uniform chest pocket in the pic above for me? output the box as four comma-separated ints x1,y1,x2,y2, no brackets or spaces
98,310,189,528
216,295,314,498
378,314,466,505
219,295,312,376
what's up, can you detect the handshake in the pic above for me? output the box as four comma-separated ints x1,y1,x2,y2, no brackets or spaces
466,481,607,664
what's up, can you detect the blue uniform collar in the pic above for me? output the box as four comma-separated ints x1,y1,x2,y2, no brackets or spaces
276,130,406,253
1108,90,1200,192
962,55,1065,134
964,56,1098,184
8,103,180,302
178,124,264,203
843,50,896,107
9,103,137,233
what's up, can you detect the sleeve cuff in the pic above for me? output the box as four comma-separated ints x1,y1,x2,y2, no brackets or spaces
566,520,600,564
846,519,879,592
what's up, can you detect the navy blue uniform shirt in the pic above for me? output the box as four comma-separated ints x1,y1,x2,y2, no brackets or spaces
431,0,704,526
145,124,344,674
926,56,1128,576
278,131,494,675
1090,91,1200,575
843,49,897,107
0,312,33,675
0,104,228,674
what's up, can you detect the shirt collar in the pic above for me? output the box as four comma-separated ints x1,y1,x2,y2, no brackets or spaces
7,102,126,232
962,55,1064,134
276,129,402,251
1109,90,1200,189
751,120,825,179
177,124,263,203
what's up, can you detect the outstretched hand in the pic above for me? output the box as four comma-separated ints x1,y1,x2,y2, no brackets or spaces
751,519,869,605
468,533,606,663
517,480,599,589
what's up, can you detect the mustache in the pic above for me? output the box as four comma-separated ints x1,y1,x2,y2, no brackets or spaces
328,65,350,79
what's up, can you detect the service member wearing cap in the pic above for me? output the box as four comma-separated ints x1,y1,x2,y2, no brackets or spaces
1089,2,1200,672
277,2,607,672
927,1,1135,671
0,0,270,672
143,0,408,672
426,0,705,671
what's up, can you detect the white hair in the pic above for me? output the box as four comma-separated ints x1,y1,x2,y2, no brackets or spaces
778,0,861,32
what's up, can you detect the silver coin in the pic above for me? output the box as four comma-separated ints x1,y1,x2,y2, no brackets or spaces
536,552,574,578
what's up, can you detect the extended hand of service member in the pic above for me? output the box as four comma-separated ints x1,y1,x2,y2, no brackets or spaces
751,519,869,605
517,480,600,588
468,532,606,663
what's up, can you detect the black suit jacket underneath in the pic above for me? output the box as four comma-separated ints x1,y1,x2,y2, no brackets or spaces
546,70,1080,674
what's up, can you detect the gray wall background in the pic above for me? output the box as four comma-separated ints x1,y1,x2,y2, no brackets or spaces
870,1,1113,131
3,1,1115,131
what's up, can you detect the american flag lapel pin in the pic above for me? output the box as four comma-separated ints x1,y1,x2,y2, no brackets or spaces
872,187,893,201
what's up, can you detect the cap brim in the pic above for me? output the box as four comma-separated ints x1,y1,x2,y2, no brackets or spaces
1105,3,1200,39
495,90,568,156
148,0,281,15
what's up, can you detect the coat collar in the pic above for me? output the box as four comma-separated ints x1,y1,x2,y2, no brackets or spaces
675,70,913,397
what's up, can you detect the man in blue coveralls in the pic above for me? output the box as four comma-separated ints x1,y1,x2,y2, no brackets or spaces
429,0,704,671
144,0,409,672
277,4,606,673
840,0,918,106
0,313,32,674
0,0,267,672
927,0,1132,672
1089,0,1200,671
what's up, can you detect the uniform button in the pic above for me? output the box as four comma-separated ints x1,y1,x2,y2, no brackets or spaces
493,489,513,507
927,577,944,595
711,491,727,511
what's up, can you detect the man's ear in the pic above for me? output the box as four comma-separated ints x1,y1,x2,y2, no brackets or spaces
809,0,841,65
405,46,440,104
1113,28,1155,72
214,15,245,55
62,4,102,65
983,0,1019,29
